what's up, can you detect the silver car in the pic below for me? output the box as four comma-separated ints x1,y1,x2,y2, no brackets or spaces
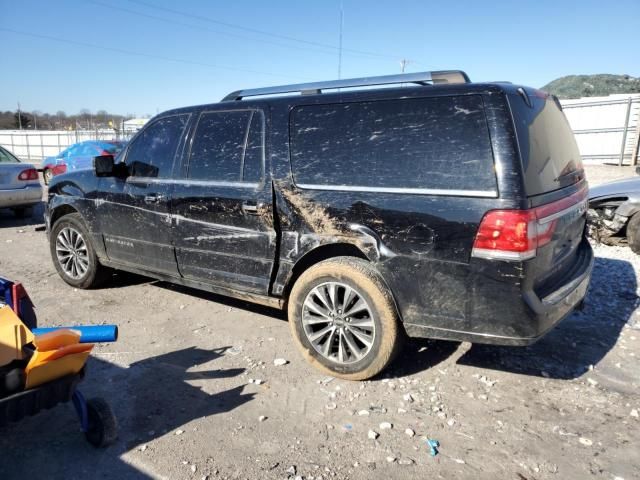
588,172,640,253
0,145,43,218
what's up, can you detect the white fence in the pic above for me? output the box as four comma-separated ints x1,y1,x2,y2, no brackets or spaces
560,94,640,166
0,129,134,166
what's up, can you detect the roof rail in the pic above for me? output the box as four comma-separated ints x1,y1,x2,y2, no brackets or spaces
221,70,470,102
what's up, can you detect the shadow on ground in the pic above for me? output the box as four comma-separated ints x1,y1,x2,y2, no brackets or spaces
457,257,638,379
0,345,253,479
0,201,45,228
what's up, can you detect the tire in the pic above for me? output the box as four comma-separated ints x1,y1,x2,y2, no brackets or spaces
50,213,110,288
43,169,53,185
84,397,118,448
288,256,401,380
627,212,640,254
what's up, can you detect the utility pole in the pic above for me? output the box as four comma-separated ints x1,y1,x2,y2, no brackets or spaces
338,0,344,79
400,59,411,73
17,102,22,130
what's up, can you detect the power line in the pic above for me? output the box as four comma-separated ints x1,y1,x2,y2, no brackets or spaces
87,0,376,60
127,0,405,61
0,27,305,80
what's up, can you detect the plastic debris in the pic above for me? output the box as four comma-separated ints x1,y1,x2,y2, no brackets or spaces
426,438,440,456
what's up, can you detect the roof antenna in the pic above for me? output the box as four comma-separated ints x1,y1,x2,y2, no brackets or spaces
338,1,344,79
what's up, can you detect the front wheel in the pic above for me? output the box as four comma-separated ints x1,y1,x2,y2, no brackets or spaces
288,257,401,380
50,213,110,288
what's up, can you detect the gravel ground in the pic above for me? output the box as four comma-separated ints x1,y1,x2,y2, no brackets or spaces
1,170,639,479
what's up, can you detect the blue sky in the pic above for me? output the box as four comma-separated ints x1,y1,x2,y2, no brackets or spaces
1,0,638,116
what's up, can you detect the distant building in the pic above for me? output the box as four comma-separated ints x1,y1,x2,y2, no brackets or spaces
122,118,149,132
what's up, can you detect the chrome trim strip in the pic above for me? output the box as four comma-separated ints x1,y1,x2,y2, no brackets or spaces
296,183,497,198
471,247,536,261
537,198,588,224
126,177,260,189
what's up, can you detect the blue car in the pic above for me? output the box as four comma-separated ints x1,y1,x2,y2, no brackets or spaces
43,140,126,184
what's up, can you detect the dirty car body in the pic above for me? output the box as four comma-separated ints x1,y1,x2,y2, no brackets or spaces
45,71,593,378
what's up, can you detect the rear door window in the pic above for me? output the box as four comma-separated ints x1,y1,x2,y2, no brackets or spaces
509,91,584,196
188,110,252,182
126,114,189,178
289,95,496,193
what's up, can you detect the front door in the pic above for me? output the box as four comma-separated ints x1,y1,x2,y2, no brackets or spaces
98,114,190,275
171,109,276,294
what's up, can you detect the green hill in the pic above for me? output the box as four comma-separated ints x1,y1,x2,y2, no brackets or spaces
541,74,640,99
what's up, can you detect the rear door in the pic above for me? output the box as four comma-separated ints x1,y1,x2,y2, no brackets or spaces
98,114,190,275
171,108,276,294
509,89,588,292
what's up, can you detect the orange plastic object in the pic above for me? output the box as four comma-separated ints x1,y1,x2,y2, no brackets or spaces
0,305,35,367
24,351,92,389
33,329,81,351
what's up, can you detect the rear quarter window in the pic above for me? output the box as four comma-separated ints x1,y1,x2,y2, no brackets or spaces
289,95,496,193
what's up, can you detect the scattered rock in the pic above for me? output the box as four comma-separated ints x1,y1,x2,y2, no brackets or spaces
398,458,414,466
175,429,184,436
368,430,379,440
191,465,197,473
403,393,414,403
325,402,337,410
447,419,456,427
138,444,148,452
405,428,415,437
286,465,297,475
254,379,264,385
452,458,465,464
578,437,593,446
357,410,370,416
274,358,288,366
379,422,393,430
258,415,267,422
386,456,396,463
587,378,598,387
630,409,638,418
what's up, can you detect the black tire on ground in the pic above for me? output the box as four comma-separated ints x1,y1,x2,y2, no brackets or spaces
627,212,640,254
43,169,53,185
84,397,118,448
287,256,402,381
49,212,111,289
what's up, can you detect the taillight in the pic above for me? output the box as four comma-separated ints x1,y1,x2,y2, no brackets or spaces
52,163,67,176
17,168,39,181
472,187,588,261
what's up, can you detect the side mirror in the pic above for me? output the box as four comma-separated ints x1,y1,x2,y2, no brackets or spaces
93,155,114,176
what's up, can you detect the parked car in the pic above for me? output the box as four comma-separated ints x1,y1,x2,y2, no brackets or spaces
45,70,593,379
588,172,640,252
0,145,42,218
42,140,126,184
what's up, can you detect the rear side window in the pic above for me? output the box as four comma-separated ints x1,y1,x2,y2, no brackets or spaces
290,95,496,193
188,110,263,183
126,114,189,178
0,146,19,163
510,91,584,196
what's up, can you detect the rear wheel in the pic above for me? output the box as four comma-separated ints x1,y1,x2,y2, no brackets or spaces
84,397,118,448
288,257,401,380
50,213,110,288
627,212,640,254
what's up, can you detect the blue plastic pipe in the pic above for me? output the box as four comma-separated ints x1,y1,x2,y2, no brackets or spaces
32,325,118,343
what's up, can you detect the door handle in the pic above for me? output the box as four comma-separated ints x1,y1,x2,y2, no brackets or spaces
144,194,165,204
242,202,261,215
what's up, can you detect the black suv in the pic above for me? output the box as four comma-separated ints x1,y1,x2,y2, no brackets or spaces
46,70,593,380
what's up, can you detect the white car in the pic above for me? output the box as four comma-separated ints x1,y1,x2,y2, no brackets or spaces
0,145,43,218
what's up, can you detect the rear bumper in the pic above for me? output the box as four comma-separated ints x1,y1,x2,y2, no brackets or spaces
403,242,594,346
0,184,42,209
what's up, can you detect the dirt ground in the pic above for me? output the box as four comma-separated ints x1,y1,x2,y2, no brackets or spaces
0,165,639,480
